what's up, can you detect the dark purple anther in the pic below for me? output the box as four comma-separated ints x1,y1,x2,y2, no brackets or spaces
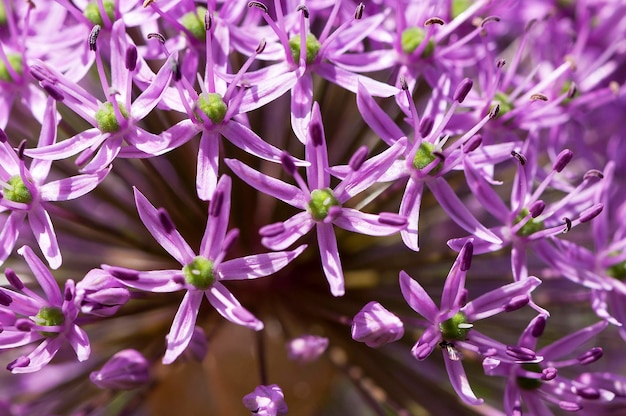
222,229,239,253
18,140,26,160
247,1,267,13
125,45,138,71
567,83,577,98
280,152,297,176
0,128,7,143
147,33,166,44
157,208,175,234
458,289,468,306
109,267,140,281
488,104,500,119
579,204,603,223
5,268,24,290
504,295,529,312
531,315,547,337
496,59,506,68
584,169,604,180
64,284,73,302
89,25,101,52
541,367,557,380
259,222,285,238
327,206,342,221
552,149,573,172
256,39,267,54
204,10,212,31
42,82,65,101
296,4,309,18
558,402,581,412
172,60,182,82
7,356,30,371
463,135,482,153
210,190,224,217
399,76,409,91
460,240,473,271
576,387,600,400
530,93,548,101
173,275,185,285
505,345,536,361
354,3,364,19
424,17,444,26
577,347,603,365
349,146,368,171
511,150,526,165
453,78,473,103
0,291,12,306
529,200,546,218
16,319,35,331
309,122,323,146
378,212,407,227
419,116,434,137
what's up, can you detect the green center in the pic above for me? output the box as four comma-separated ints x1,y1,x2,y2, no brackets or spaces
34,306,65,337
493,92,513,115
607,260,626,280
516,363,543,390
514,208,544,237
197,93,228,125
0,2,7,26
412,141,442,173
439,311,471,341
308,188,340,221
289,33,321,65
83,0,116,26
3,176,32,204
401,27,435,57
183,257,215,290
0,54,23,82
180,6,208,41
95,102,129,133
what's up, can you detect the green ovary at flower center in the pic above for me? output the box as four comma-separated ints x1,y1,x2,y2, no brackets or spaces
35,306,65,337
197,93,228,124
494,92,513,115
439,311,471,341
514,208,544,237
412,141,441,173
289,34,321,65
0,54,23,82
606,259,626,280
308,188,340,221
95,102,129,133
401,27,435,57
3,176,32,204
517,363,543,390
83,0,116,26
183,257,215,290
180,6,208,40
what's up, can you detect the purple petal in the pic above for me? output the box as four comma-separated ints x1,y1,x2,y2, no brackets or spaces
133,188,195,265
356,81,403,145
200,175,231,260
540,321,608,360
411,326,440,360
80,135,123,174
163,290,203,364
131,55,174,120
305,102,330,190
224,158,308,209
462,276,542,321
220,120,284,163
464,159,509,223
218,245,306,280
317,223,344,297
290,74,313,143
0,212,25,266
427,178,502,244
196,131,220,201
238,68,298,113
17,245,62,304
68,324,91,362
205,282,263,330
400,179,424,252
442,352,484,405
11,337,63,374
27,207,62,270
440,242,472,313
40,168,110,202
316,62,399,97
30,99,57,182
24,128,103,161
261,212,315,250
399,270,439,323
102,266,186,293
333,208,405,236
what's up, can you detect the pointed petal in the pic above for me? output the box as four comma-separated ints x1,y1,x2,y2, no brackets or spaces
290,74,313,143
400,179,423,251
200,175,231,259
102,265,186,293
317,223,344,297
27,207,62,270
131,55,174,120
24,128,103,161
305,102,330,189
333,209,405,236
0,212,25,266
399,270,439,323
218,245,306,280
442,353,484,405
462,277,542,321
540,320,608,360
17,245,62,304
317,62,399,97
30,98,57,182
261,212,315,250
163,290,203,364
238,69,298,113
11,337,63,374
356,81,404,145
205,282,263,330
80,135,122,174
68,324,91,362
196,131,220,201
220,120,284,162
133,188,195,265
40,167,110,202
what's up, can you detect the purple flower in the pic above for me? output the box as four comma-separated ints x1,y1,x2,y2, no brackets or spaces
75,268,131,317
242,384,288,416
351,301,404,348
0,100,109,269
0,246,90,373
90,349,149,390
103,175,305,364
286,335,328,363
400,240,542,405
226,102,407,296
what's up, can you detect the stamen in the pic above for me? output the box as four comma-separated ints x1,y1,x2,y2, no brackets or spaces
399,76,409,91
256,39,267,54
552,149,573,172
541,367,557,380
42,82,65,101
453,78,473,103
88,25,101,52
584,169,604,180
424,17,444,26
17,139,26,160
562,217,572,233
511,150,526,165
157,208,175,234
354,3,364,20
496,59,506,68
204,10,212,31
579,204,603,223
64,284,73,302
530,93,548,101
480,16,500,27
488,103,500,118
0,291,12,306
247,1,268,13
172,59,182,82
296,4,309,19
349,146,368,171
147,32,166,44
577,347,603,365
567,82,577,99
378,212,407,227
125,45,137,71
529,200,545,217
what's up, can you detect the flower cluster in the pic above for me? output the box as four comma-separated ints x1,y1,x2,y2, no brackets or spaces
0,0,624,414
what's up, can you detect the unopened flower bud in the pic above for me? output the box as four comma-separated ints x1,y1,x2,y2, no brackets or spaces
351,301,404,348
242,384,288,416
286,335,328,363
90,349,149,389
